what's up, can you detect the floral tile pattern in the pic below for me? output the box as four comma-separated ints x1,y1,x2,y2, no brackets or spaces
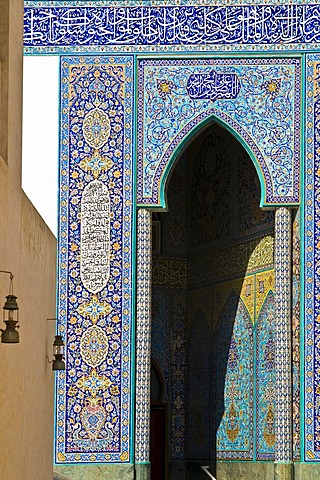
137,58,301,207
55,55,134,464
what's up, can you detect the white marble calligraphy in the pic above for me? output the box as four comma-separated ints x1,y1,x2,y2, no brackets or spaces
80,180,110,294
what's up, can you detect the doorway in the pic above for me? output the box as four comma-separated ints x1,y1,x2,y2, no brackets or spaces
150,359,168,480
149,122,275,479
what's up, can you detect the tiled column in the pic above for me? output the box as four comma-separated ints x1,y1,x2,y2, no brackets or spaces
54,56,135,479
274,207,292,480
135,209,152,480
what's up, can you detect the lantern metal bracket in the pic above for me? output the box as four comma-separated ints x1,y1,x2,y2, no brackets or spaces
0,270,14,292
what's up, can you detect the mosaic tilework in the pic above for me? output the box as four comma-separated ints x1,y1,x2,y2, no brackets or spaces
256,290,276,460
274,207,292,462
215,293,254,460
24,2,320,54
151,289,186,460
292,209,301,461
186,306,212,459
170,291,186,460
135,209,152,463
56,55,134,464
160,157,187,258
150,125,277,462
305,55,320,461
206,269,275,461
151,290,170,401
152,258,187,289
137,58,301,206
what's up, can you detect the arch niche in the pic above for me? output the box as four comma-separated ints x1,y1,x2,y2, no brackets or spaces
135,72,296,476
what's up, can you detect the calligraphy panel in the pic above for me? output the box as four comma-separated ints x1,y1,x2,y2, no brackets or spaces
137,58,301,207
55,55,134,464
24,2,320,54
80,180,110,294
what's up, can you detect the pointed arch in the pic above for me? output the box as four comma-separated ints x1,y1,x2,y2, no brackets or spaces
158,112,268,211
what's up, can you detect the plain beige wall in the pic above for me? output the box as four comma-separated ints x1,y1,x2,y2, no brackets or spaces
0,1,57,479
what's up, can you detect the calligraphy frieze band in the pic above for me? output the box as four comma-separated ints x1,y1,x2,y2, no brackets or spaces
137,58,301,207
24,2,320,53
56,55,134,464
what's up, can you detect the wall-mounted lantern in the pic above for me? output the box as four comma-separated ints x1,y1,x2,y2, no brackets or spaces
52,335,65,371
0,271,19,344
46,318,65,371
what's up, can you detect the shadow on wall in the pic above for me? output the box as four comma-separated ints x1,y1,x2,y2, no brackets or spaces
186,291,249,480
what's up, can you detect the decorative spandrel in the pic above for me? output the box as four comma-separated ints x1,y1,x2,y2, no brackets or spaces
137,58,301,207
56,55,134,464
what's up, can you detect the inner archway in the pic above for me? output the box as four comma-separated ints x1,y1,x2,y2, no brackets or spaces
149,122,275,479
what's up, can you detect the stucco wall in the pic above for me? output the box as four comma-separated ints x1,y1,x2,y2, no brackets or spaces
0,1,57,479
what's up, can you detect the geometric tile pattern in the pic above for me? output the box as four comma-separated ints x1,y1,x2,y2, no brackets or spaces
135,209,152,463
305,54,320,462
274,207,292,462
137,58,301,207
292,210,301,461
55,55,134,464
24,2,320,55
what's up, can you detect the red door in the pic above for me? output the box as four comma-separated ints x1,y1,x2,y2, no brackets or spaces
150,403,167,480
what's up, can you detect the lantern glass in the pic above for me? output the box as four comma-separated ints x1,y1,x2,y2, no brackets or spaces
53,335,64,356
3,294,19,321
53,344,63,355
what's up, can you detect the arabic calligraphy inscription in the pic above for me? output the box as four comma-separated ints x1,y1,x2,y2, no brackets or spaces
187,70,240,102
80,180,110,294
24,4,320,52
